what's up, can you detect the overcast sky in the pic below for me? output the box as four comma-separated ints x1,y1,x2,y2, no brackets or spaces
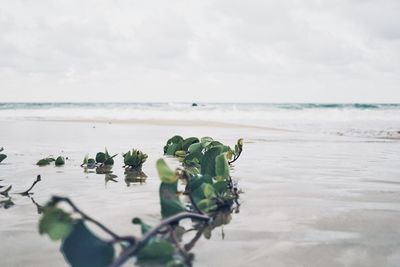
0,0,399,102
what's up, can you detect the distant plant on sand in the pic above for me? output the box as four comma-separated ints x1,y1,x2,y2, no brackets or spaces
37,156,65,166
123,149,148,170
0,147,7,163
81,149,117,169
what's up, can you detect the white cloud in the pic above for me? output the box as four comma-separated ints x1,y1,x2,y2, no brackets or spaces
0,0,399,102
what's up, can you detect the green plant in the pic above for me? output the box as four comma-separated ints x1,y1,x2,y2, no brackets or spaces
163,136,243,169
36,157,56,166
36,135,244,267
81,149,117,168
123,149,148,170
38,196,209,267
55,156,65,166
159,135,244,215
0,147,7,163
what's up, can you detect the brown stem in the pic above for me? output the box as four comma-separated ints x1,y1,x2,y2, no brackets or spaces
51,196,136,245
110,212,210,267
17,175,42,195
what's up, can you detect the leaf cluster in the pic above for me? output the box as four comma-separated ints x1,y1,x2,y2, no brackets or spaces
81,148,117,168
123,149,148,170
38,197,208,267
159,136,244,216
39,202,114,267
37,156,65,166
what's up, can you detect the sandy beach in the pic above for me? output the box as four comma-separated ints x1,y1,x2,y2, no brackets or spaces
1,119,399,266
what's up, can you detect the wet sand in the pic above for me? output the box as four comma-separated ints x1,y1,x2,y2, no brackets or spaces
0,120,399,266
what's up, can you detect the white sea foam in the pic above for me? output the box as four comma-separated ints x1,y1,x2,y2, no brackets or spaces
0,103,399,138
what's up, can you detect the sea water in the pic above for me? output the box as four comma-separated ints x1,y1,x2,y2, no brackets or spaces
0,102,399,138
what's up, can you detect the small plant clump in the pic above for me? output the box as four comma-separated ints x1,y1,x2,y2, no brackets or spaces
123,149,148,170
0,147,7,163
81,149,117,169
55,156,65,166
36,156,67,166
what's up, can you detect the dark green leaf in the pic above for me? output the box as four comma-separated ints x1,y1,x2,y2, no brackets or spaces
159,182,185,218
137,239,175,263
215,153,229,180
0,154,7,163
36,158,51,166
55,156,65,166
213,180,228,195
187,143,202,154
200,146,223,177
166,143,180,156
95,152,106,163
203,183,216,199
61,220,114,267
183,152,203,167
182,137,199,151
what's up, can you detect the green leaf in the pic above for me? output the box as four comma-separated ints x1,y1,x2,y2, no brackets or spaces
0,154,7,163
213,180,228,195
174,150,187,158
55,156,65,166
159,182,185,218
95,152,106,163
137,239,175,263
208,141,223,148
182,137,199,151
132,218,152,235
156,159,177,184
200,137,213,147
36,158,51,166
39,207,74,241
203,183,216,199
103,157,114,166
187,143,202,154
123,149,148,169
61,220,114,267
87,158,96,168
183,152,203,167
200,146,223,177
215,153,229,180
166,143,180,156
167,135,184,144
197,199,217,212
164,135,184,155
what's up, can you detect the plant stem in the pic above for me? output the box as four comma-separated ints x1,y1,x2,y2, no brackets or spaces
110,212,210,267
17,175,42,195
51,196,136,245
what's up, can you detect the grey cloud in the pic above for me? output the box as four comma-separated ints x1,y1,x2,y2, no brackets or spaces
0,0,399,102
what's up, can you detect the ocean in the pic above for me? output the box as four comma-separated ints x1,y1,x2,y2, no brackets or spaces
0,102,400,139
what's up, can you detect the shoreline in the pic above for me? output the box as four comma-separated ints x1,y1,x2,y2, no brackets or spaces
13,118,292,132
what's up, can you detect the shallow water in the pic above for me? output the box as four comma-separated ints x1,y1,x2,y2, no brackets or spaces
0,120,399,266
